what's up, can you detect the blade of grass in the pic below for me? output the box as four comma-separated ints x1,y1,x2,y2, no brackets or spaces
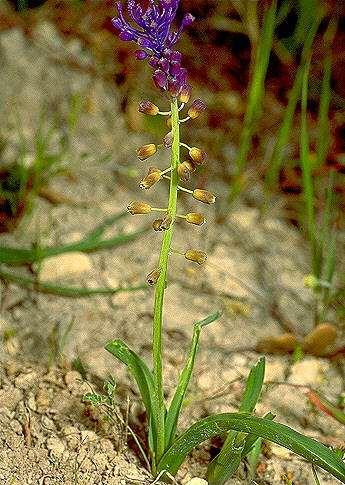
300,47,320,278
157,413,345,482
164,311,221,448
0,219,148,266
0,266,146,298
229,1,277,202
265,12,322,191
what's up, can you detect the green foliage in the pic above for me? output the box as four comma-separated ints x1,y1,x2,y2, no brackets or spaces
0,211,147,266
229,1,277,201
207,358,265,485
157,413,345,482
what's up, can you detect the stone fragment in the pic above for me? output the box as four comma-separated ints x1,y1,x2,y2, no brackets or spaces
289,358,326,386
38,252,93,282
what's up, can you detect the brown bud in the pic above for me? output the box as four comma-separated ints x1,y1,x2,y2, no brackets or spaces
146,268,161,286
160,214,172,231
152,219,164,231
186,213,206,226
136,144,157,161
188,99,207,119
138,100,159,116
256,333,297,354
193,189,216,204
302,323,337,356
189,147,207,165
185,249,207,265
127,201,152,215
179,85,192,104
163,131,173,148
178,161,195,182
139,167,161,189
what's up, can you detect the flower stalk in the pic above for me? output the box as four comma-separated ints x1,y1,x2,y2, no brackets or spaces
152,98,180,461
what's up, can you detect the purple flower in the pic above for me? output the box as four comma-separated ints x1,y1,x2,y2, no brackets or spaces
112,0,194,96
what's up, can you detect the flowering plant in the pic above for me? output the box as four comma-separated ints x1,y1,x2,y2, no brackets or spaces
104,1,345,483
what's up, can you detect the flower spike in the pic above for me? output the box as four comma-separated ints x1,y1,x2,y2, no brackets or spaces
112,0,194,97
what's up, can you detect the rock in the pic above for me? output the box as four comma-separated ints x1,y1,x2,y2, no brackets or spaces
289,358,326,386
264,360,286,382
46,437,65,459
185,479,208,485
0,386,23,411
38,252,93,282
14,371,37,390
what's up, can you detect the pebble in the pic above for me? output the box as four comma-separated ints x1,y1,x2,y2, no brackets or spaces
38,252,93,282
289,358,326,386
14,371,37,390
46,437,65,459
185,479,208,485
0,386,23,411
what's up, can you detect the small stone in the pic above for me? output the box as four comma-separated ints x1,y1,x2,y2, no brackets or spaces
185,479,208,485
46,437,65,459
38,252,93,282
0,386,22,411
36,389,51,408
289,358,326,386
92,452,108,469
41,416,56,431
80,429,97,443
14,371,37,390
27,393,37,411
64,370,82,389
264,360,286,382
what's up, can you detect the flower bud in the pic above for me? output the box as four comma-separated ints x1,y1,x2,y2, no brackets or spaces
188,99,207,119
138,100,159,116
166,117,172,129
193,189,216,204
136,144,157,161
160,214,172,231
185,249,207,265
186,213,205,226
139,167,161,189
178,161,195,182
146,268,161,286
163,131,173,148
127,201,152,215
179,85,192,104
152,219,164,231
189,147,207,165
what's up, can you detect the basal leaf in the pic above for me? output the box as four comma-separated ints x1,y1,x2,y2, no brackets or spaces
165,311,221,448
157,413,345,483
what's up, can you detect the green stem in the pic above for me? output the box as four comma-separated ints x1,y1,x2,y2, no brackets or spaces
152,98,180,463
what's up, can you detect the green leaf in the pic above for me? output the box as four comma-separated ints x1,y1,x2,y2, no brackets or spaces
165,311,221,448
157,413,345,483
105,339,162,459
207,358,265,485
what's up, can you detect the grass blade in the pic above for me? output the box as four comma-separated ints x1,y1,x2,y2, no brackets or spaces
0,218,148,266
265,13,322,191
0,266,146,298
229,1,277,202
164,311,221,448
207,358,265,485
157,413,345,482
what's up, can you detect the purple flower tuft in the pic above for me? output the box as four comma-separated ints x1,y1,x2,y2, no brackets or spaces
112,0,194,96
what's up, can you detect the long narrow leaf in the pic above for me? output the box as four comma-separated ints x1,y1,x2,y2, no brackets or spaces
164,311,221,448
207,358,265,485
265,13,322,190
0,266,146,298
229,1,277,201
0,226,148,265
157,413,345,482
105,339,162,460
